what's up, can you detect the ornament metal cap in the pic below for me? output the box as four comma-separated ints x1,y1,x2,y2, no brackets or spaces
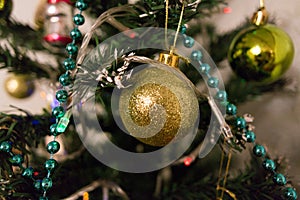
158,53,179,68
251,7,269,26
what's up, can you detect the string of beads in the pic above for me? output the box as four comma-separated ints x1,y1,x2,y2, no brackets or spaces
0,1,88,199
180,25,297,200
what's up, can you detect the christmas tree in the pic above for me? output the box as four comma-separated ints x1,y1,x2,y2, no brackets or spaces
0,0,299,199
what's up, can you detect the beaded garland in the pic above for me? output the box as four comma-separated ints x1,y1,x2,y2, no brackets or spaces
0,1,88,199
0,1,298,200
181,25,297,200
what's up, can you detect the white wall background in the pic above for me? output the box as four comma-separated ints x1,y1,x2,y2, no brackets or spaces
1,0,300,190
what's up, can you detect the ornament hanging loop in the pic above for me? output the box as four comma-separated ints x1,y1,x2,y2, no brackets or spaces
251,0,268,26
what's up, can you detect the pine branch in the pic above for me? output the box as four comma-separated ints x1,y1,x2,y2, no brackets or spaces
161,153,289,200
0,19,44,51
0,44,59,79
62,178,129,200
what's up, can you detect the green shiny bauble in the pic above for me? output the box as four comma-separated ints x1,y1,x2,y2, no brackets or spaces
228,24,294,84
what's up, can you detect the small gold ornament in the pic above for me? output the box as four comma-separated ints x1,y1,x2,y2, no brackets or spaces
118,63,199,146
4,74,35,99
228,6,294,84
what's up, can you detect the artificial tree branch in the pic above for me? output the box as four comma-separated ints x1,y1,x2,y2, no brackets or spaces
62,178,130,200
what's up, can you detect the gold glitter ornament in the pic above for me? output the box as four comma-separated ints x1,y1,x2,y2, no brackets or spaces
4,74,35,99
118,63,199,147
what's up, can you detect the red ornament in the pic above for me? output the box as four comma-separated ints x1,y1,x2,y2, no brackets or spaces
43,33,72,45
223,6,232,14
33,171,39,177
43,0,73,48
183,156,194,166
48,0,72,5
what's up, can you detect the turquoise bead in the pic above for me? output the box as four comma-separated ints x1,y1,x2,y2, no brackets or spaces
191,50,202,61
45,159,58,172
63,58,76,70
39,197,48,200
66,43,78,56
273,173,287,186
285,187,298,200
180,25,187,34
253,144,266,157
50,123,57,134
262,159,276,171
52,106,65,118
245,131,256,143
22,167,34,178
59,73,72,86
41,178,53,191
75,1,88,11
56,90,68,103
0,141,12,152
70,28,82,41
199,63,210,74
46,141,60,154
50,124,60,136
184,36,195,48
73,14,85,25
236,117,246,129
34,180,42,191
10,154,24,166
226,103,237,115
215,90,227,102
207,77,219,88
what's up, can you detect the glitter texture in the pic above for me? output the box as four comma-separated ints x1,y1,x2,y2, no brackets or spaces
119,64,199,146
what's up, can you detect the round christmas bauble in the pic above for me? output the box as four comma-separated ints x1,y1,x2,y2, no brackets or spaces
117,64,199,147
4,74,35,99
0,0,13,19
228,24,294,84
